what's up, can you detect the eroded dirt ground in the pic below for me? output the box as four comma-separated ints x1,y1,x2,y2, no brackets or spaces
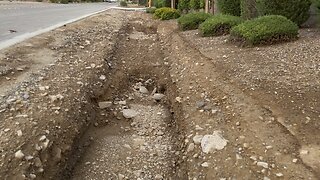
0,9,319,180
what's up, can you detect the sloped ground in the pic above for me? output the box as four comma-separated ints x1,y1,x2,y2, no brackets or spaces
0,10,319,180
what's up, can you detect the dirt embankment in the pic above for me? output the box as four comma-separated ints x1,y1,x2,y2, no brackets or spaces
0,9,319,180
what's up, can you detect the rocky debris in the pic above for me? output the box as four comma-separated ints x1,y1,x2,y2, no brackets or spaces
98,101,112,109
200,131,228,153
122,109,138,119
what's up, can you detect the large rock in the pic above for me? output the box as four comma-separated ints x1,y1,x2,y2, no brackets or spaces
201,131,228,153
122,109,139,119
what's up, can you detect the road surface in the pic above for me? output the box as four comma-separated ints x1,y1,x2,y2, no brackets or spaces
0,1,117,49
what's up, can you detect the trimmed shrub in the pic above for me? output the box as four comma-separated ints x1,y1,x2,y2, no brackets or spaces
230,15,299,46
199,14,243,36
178,0,190,12
146,7,157,14
178,12,213,30
189,0,200,10
120,0,128,6
256,0,312,26
154,7,181,20
217,0,241,16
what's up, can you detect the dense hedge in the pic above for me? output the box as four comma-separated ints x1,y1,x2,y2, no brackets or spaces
199,14,243,36
154,7,181,20
154,0,171,8
230,15,299,46
217,0,241,16
256,0,312,26
178,12,213,30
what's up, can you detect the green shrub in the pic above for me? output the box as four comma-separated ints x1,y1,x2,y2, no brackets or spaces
178,12,213,30
120,0,128,6
256,0,312,26
199,14,243,36
178,0,190,11
200,0,205,9
146,7,157,14
217,0,241,16
154,7,181,20
189,0,200,10
230,15,299,46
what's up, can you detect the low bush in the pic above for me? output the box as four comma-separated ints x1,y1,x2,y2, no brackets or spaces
146,7,157,14
178,12,213,30
154,7,181,20
217,0,241,16
230,15,299,46
120,0,128,6
199,14,243,36
256,0,312,26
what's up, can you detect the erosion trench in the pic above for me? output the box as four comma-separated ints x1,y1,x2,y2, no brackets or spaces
63,20,186,179
0,10,319,180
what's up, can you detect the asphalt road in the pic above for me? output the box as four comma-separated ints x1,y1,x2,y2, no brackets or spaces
0,1,117,49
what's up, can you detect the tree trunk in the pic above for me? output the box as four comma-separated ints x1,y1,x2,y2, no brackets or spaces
205,0,210,13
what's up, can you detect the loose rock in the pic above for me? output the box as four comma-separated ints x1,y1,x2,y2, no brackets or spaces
122,109,138,119
201,131,228,153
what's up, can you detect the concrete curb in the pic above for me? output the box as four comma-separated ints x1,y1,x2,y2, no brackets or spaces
111,7,146,12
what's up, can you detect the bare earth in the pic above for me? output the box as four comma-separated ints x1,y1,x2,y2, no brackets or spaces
0,9,319,180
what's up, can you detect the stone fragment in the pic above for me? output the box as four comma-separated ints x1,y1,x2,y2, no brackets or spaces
98,101,112,109
15,150,24,159
193,135,203,145
153,93,165,100
139,86,149,94
122,109,138,119
201,131,228,153
257,161,269,169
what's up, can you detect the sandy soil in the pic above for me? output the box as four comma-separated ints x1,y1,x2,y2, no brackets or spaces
0,9,319,180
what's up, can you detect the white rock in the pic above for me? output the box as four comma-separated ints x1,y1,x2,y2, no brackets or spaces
292,158,298,163
275,173,283,177
201,162,209,167
153,93,165,100
39,135,46,141
201,131,228,153
139,86,149,94
15,150,24,159
17,130,22,137
187,143,195,153
98,101,112,109
122,109,138,119
193,135,203,145
257,161,269,169
99,75,106,80
175,97,182,103
119,100,126,105
300,149,309,155
263,177,271,180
